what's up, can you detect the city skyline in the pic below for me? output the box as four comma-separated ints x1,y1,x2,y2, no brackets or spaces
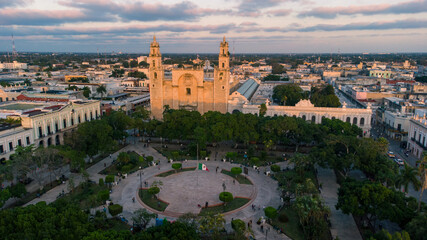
0,0,426,53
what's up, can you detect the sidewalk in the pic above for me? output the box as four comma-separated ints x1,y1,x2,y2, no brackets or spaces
317,166,362,240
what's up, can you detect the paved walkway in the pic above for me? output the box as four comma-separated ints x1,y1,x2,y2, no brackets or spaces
317,166,362,240
23,141,289,239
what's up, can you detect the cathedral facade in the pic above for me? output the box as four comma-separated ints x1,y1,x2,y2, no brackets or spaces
149,37,230,119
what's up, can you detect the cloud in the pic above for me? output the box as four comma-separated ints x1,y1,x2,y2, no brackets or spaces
296,18,427,31
299,0,427,18
0,0,32,8
239,22,258,26
265,9,291,16
236,0,290,16
61,0,230,22
0,9,104,25
0,23,237,36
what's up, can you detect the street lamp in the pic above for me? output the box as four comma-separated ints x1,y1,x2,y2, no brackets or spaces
139,166,142,189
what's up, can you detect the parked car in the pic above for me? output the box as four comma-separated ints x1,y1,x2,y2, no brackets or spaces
394,158,405,166
387,151,396,158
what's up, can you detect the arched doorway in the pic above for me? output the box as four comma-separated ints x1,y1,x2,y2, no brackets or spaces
353,117,358,125
39,140,44,147
55,135,60,145
47,138,52,146
232,109,241,114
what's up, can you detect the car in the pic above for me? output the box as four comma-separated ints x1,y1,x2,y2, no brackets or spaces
394,158,405,166
387,151,395,158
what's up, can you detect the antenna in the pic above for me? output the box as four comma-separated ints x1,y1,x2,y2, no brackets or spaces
232,40,235,61
12,34,17,60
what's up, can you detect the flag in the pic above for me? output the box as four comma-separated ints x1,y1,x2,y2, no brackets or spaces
198,163,209,171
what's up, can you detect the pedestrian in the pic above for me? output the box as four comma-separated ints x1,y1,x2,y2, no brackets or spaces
104,163,106,167
260,225,264,232
110,154,112,158
132,197,135,203
233,179,235,184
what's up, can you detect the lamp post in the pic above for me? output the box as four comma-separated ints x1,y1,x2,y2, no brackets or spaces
139,166,142,189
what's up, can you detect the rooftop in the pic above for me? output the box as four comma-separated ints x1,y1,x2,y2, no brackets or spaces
236,79,259,100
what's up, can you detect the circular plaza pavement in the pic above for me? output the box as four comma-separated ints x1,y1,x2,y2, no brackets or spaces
144,168,256,216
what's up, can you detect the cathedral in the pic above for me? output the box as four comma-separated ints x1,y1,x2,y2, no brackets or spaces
149,36,230,119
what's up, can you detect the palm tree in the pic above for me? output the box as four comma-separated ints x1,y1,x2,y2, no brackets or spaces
417,153,427,212
96,85,107,100
395,164,421,194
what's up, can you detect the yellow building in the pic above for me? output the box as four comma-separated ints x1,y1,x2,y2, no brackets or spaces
149,36,230,119
65,75,88,82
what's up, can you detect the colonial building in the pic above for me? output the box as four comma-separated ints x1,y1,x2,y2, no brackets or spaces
407,116,427,159
0,100,100,161
149,36,230,119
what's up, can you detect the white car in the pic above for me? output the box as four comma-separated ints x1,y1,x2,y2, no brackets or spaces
387,151,395,158
394,158,405,166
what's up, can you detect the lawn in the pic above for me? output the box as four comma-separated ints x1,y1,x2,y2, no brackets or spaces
154,146,198,161
100,151,149,175
60,182,109,210
221,170,253,185
139,189,169,212
271,206,305,240
155,167,196,177
87,144,127,169
199,197,250,216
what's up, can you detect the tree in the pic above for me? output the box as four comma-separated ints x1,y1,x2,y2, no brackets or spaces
219,191,233,206
272,84,306,106
417,153,427,212
395,165,421,194
172,163,182,172
259,103,267,116
148,186,160,199
132,209,157,230
117,152,130,165
108,204,123,216
76,120,114,158
270,164,281,172
82,86,91,98
230,167,242,178
264,206,278,219
96,85,107,99
405,213,427,240
128,71,147,79
129,60,138,68
295,195,330,239
198,213,225,240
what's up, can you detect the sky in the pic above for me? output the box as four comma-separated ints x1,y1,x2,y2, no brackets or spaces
0,0,426,53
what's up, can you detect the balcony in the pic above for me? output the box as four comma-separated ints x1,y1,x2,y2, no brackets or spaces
410,138,427,150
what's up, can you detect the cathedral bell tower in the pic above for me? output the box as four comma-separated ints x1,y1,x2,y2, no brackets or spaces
213,36,230,113
149,36,164,119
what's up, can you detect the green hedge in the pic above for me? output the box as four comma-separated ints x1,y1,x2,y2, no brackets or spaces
231,219,246,232
105,175,115,183
108,204,123,216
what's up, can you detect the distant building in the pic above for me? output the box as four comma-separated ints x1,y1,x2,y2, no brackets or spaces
149,36,231,119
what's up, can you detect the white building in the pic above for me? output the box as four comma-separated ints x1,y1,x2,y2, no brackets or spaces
407,116,427,159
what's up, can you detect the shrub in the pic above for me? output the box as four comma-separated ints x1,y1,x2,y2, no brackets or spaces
138,156,144,163
270,164,281,172
97,190,110,202
172,163,182,171
121,164,133,173
264,206,277,219
108,204,123,216
231,219,246,232
250,157,260,166
9,183,27,198
278,213,289,223
146,156,154,162
231,167,242,175
219,192,233,203
99,178,104,187
171,151,180,160
148,186,160,197
117,152,130,165
226,152,238,160
200,151,207,159
105,175,115,183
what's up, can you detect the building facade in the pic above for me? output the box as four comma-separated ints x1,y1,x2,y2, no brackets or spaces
149,36,230,119
407,116,427,159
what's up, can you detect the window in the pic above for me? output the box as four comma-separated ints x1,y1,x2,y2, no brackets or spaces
353,117,357,125
47,126,51,135
0,145,3,153
78,115,81,124
18,139,22,146
154,72,157,79
71,118,74,125
152,60,155,68
9,142,13,151
38,127,43,138
222,86,225,90
186,88,191,95
55,123,59,132
95,110,98,118
360,118,365,126
90,112,93,120
85,113,88,121
63,119,67,128
397,124,401,131
346,117,350,123
26,136,30,145
222,63,224,68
